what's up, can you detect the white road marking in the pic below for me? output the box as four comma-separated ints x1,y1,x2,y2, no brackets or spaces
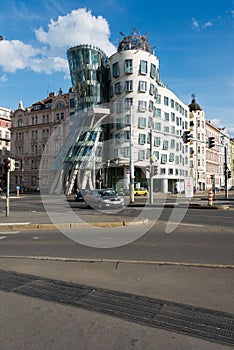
0,236,7,240
0,222,31,226
0,231,19,235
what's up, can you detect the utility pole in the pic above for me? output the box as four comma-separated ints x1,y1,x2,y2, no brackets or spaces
224,145,228,200
3,158,11,217
129,106,134,203
150,128,154,204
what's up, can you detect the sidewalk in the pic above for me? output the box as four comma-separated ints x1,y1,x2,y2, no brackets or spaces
0,257,233,350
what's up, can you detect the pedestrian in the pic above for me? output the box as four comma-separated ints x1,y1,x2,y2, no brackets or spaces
0,187,2,196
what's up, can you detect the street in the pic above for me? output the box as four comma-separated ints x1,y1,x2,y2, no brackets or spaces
0,193,233,349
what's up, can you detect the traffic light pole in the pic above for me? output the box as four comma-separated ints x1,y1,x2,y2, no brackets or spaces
224,145,228,200
129,106,134,203
6,169,10,217
150,129,153,204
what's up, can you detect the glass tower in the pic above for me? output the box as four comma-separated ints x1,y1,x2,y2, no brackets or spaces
67,44,109,110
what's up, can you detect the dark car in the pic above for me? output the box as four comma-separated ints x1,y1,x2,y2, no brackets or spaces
84,189,124,209
74,189,87,202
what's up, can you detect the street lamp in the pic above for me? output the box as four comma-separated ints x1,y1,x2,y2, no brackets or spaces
129,106,134,203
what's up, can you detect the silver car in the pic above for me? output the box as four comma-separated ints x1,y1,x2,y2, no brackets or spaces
84,189,124,209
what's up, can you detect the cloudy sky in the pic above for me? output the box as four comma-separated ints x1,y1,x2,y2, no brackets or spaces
0,0,234,135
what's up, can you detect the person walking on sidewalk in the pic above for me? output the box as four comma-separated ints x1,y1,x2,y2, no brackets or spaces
0,187,2,196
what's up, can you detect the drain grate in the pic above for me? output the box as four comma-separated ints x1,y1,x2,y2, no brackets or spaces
0,269,233,346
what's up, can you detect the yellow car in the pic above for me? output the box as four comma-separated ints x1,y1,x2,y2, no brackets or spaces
134,188,149,196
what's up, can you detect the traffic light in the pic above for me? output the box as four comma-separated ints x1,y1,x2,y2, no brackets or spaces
208,136,215,149
182,131,191,144
210,174,214,180
154,166,158,175
10,159,15,172
3,158,10,171
227,170,231,179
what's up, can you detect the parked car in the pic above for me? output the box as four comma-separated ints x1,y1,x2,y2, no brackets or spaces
229,186,234,191
134,188,149,196
84,189,125,209
74,189,88,202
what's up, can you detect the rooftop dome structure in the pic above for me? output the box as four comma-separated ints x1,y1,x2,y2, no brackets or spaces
117,28,153,53
189,97,202,112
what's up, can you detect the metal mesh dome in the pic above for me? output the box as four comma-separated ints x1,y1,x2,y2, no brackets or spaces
117,28,152,53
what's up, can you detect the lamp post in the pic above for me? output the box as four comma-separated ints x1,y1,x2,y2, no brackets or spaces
129,106,134,203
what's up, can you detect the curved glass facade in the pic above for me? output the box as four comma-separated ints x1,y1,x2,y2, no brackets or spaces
67,45,109,110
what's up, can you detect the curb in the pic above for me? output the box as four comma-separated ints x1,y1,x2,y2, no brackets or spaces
0,255,233,269
0,218,149,231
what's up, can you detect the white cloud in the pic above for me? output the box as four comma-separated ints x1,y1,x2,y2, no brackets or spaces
35,8,116,57
192,18,213,31
204,21,212,29
0,74,8,83
0,40,39,73
0,8,116,77
0,39,68,75
192,18,200,31
210,118,222,128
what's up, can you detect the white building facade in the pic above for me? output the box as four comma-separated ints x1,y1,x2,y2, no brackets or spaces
108,33,190,193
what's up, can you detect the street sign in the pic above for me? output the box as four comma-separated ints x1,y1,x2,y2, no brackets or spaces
184,177,194,198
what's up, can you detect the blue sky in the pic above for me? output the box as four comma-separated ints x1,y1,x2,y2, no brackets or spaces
0,0,234,135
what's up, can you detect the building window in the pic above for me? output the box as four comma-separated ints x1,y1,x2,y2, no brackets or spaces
149,100,154,111
112,62,120,77
115,82,122,94
164,96,169,106
138,149,145,160
116,118,123,129
171,112,175,122
164,112,169,121
169,153,174,162
171,126,175,134
125,98,133,109
149,83,155,96
34,105,41,111
164,126,169,133
139,134,146,145
139,81,147,92
156,94,161,104
163,140,168,150
171,99,175,108
138,117,146,128
154,137,160,147
150,63,156,78
56,102,64,108
124,59,133,74
148,117,153,128
125,114,130,125
125,130,130,140
168,168,173,174
125,80,133,92
138,100,147,112
140,60,147,75
124,147,130,157
156,108,161,117
116,102,123,113
18,119,23,126
161,154,167,164
155,122,161,131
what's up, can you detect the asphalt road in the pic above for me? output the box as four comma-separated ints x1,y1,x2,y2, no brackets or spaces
0,206,233,266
